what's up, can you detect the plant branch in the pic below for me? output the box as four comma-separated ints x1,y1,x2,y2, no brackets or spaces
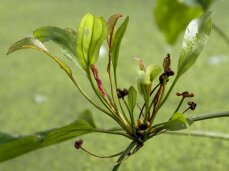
188,111,229,122
93,128,132,139
165,130,229,140
157,76,179,110
112,141,137,171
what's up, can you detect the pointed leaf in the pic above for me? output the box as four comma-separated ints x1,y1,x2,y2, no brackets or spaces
111,16,129,74
76,13,108,71
177,12,212,76
128,86,137,114
7,37,49,54
135,57,146,71
163,112,192,131
154,0,203,44
7,37,72,76
0,110,96,162
107,14,123,47
146,64,162,82
33,26,76,62
0,133,18,144
139,65,162,85
137,71,149,99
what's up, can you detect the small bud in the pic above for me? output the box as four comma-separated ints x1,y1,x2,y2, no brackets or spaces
182,91,189,98
188,101,197,110
188,93,194,97
176,92,182,96
163,54,171,72
167,70,174,76
75,139,83,149
117,88,128,98
137,119,149,130
159,73,167,84
134,57,146,71
176,91,194,98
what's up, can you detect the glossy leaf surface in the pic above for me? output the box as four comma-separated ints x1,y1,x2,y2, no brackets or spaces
177,12,212,76
7,37,72,76
161,113,193,131
0,110,96,162
76,13,108,70
33,26,76,60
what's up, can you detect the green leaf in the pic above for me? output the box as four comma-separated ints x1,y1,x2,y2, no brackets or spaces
76,13,108,71
0,110,96,162
177,12,212,77
33,26,76,62
137,71,149,99
7,37,49,54
163,112,192,131
146,64,162,83
137,64,161,86
137,64,161,100
154,0,203,44
7,37,72,76
111,16,129,75
0,133,18,144
128,86,137,114
107,14,123,47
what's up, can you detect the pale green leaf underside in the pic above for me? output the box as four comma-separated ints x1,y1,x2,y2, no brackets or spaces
76,13,108,70
33,26,77,64
177,11,212,76
0,110,96,162
7,37,72,76
33,26,76,56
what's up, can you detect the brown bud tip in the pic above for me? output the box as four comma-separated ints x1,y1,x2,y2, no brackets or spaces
123,89,129,97
116,88,128,98
117,88,122,98
75,139,83,149
167,70,174,76
188,101,197,110
163,54,171,73
182,91,189,98
188,93,194,97
176,92,182,96
137,119,149,130
177,91,194,98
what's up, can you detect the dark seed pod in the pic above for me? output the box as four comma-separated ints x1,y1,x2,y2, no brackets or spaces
137,119,149,130
117,88,128,98
163,54,171,72
188,101,197,110
176,91,194,98
75,139,83,149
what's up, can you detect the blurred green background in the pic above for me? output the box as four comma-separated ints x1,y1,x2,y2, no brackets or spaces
0,0,229,170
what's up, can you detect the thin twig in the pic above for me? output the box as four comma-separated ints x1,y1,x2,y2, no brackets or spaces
165,130,229,140
188,111,229,122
